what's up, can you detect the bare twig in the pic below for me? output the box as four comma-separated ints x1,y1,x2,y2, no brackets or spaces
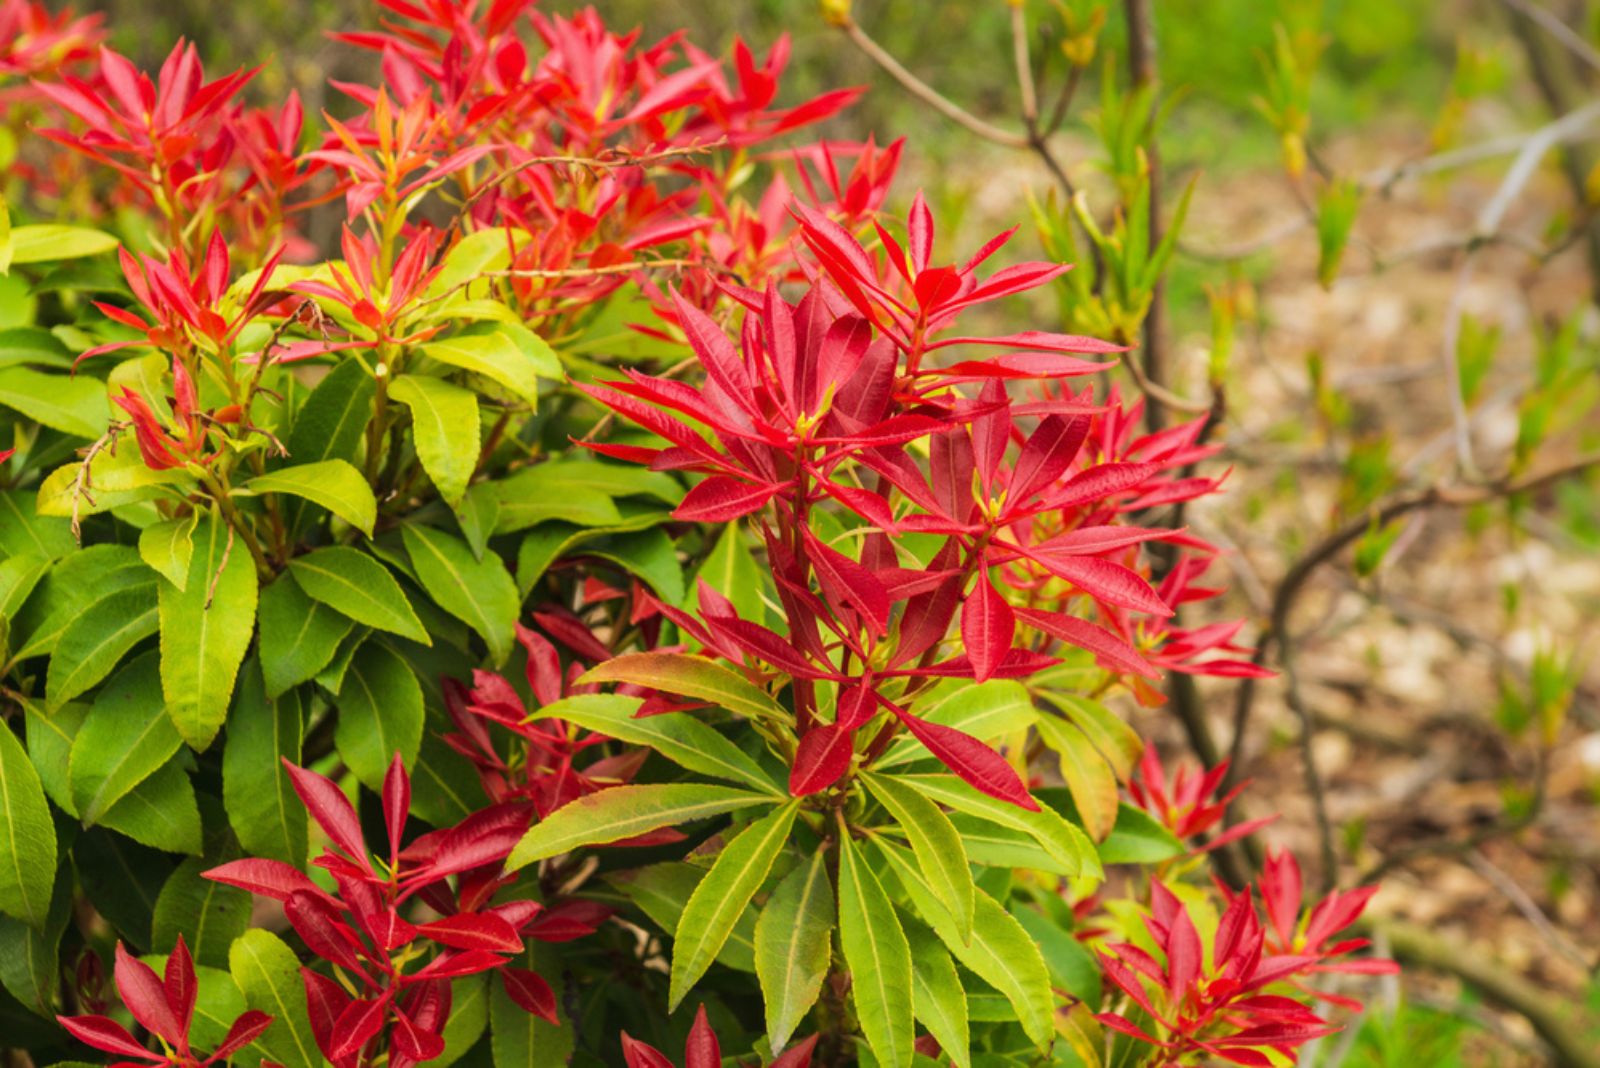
1224,452,1600,879
836,18,1029,149
1500,0,1600,74
1467,848,1591,971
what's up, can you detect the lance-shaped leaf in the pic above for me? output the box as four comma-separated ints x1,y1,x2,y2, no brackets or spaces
886,773,1100,879
508,784,776,870
960,573,1013,683
390,374,479,508
610,863,756,973
160,515,258,749
754,851,834,1053
230,929,320,1068
874,839,1053,1051
531,695,782,796
904,923,970,1068
421,331,541,406
235,460,377,538
224,662,306,865
578,652,792,725
45,584,158,708
875,681,1036,769
891,706,1037,811
333,642,424,790
138,514,197,590
256,574,354,699
1034,715,1119,842
668,801,798,1009
838,833,914,1068
863,773,974,945
400,524,518,665
281,358,375,537
68,652,181,824
287,546,429,644
0,366,108,437
0,721,55,928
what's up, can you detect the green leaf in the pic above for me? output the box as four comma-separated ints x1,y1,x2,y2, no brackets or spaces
0,490,73,561
10,547,149,662
313,627,367,695
281,358,376,536
491,465,625,533
436,974,489,1068
160,516,258,749
0,366,108,437
532,694,781,795
874,839,1053,1050
401,523,518,664
421,331,541,406
408,734,490,829
287,546,429,644
45,584,158,708
508,784,775,869
98,761,203,855
1097,802,1185,865
230,929,321,1068
578,652,792,726
863,772,974,945
609,862,757,972
695,521,766,622
669,800,798,1010
334,641,424,790
68,652,181,824
6,224,120,264
1035,715,1120,842
1013,905,1101,1005
224,662,306,865
904,923,970,1068
0,865,68,1015
877,681,1037,769
390,374,479,507
839,833,915,1068
34,447,189,519
890,773,1100,879
73,827,173,949
0,555,50,623
256,573,354,699
138,514,197,589
490,949,573,1067
152,857,252,969
0,326,72,369
22,698,81,816
581,526,684,607
454,482,499,559
1041,693,1141,780
525,460,680,506
754,850,833,1052
0,723,55,928
235,460,376,537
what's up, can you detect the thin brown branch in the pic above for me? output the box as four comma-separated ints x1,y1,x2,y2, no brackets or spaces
837,18,1030,149
1501,0,1600,74
1224,451,1600,876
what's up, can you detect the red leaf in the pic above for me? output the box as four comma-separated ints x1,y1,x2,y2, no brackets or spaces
1015,607,1158,679
961,573,1015,683
789,724,853,796
301,969,351,1060
674,476,787,522
771,1034,821,1068
330,995,391,1060
907,190,935,274
203,859,337,905
802,529,891,637
1033,555,1172,617
114,941,182,1046
682,1004,720,1068
1034,524,1169,556
382,752,410,864
282,759,370,870
164,935,197,1043
835,681,879,730
1046,462,1159,510
55,1015,156,1060
416,912,522,953
621,1033,675,1068
208,1010,275,1061
500,968,558,1024
891,707,1039,810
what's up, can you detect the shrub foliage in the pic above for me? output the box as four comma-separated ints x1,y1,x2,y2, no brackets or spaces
0,2,1391,1066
